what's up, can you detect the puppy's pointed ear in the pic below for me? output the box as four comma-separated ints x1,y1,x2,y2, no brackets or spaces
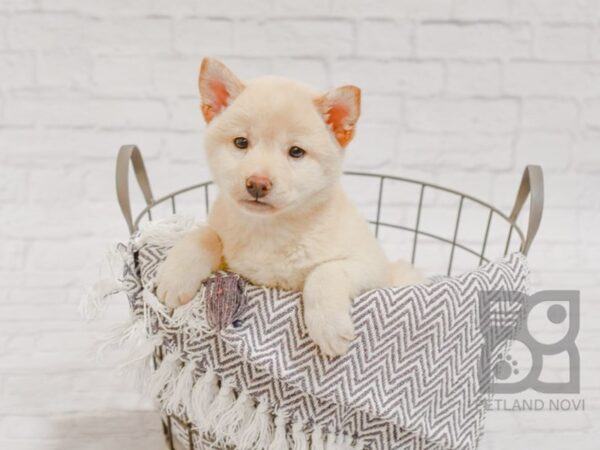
314,85,361,148
199,58,245,123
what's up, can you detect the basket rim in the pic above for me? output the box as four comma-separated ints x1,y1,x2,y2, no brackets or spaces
132,170,526,254
133,172,524,228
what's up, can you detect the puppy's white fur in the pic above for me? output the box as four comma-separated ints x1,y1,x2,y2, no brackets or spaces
156,58,422,356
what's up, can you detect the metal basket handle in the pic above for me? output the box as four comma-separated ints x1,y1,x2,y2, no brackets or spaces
509,165,544,256
116,145,154,234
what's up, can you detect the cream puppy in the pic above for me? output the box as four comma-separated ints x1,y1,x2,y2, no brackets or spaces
156,58,422,356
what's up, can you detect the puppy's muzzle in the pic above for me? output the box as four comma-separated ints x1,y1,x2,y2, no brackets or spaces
245,175,272,199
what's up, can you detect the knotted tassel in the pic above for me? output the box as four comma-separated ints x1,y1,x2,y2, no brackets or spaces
146,352,181,402
80,244,125,320
163,361,196,416
80,278,124,320
311,426,325,450
268,411,290,450
292,420,309,450
341,434,354,450
190,369,219,426
96,319,148,360
206,379,236,430
238,399,274,450
325,432,339,450
214,390,255,443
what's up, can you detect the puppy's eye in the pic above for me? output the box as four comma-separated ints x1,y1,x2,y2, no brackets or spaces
289,146,306,159
233,137,248,149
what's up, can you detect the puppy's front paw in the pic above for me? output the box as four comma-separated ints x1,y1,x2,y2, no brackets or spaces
155,249,212,309
304,301,355,357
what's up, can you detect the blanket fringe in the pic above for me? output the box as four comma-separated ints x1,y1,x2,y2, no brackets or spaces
325,432,338,450
311,426,324,450
147,352,181,402
97,319,147,360
206,379,236,431
292,420,309,450
268,411,290,450
80,244,126,320
80,278,124,320
238,398,274,450
164,362,196,416
190,369,219,427
214,389,255,444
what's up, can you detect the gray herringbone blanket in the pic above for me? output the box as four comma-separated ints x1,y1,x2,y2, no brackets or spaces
89,216,528,450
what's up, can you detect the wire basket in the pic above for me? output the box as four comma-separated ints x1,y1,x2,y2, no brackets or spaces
115,145,544,449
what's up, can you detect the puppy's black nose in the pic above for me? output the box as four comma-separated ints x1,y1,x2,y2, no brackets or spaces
246,176,272,199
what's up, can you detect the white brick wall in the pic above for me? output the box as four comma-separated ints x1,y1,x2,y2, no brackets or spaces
1,1,599,448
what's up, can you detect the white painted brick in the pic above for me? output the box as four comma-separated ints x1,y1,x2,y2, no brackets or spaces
398,133,513,170
27,168,84,205
540,173,599,208
3,91,91,127
91,98,169,129
0,166,27,203
512,0,600,22
28,240,92,271
169,97,203,131
452,0,511,19
331,60,444,95
0,15,7,49
580,211,600,243
536,24,592,61
174,18,234,55
0,0,35,10
90,17,171,55
361,94,404,124
152,0,270,17
446,62,502,95
272,58,329,90
0,52,34,87
83,130,163,161
356,0,454,19
36,50,91,88
406,98,519,133
7,13,88,50
38,0,154,14
527,243,580,271
345,124,396,169
593,28,600,59
0,242,26,270
521,99,579,131
573,132,600,172
92,55,153,94
416,22,531,58
535,208,579,243
582,99,600,129
505,62,600,97
219,57,274,81
153,57,202,96
272,0,333,16
162,131,206,164
357,20,412,58
515,132,572,172
236,20,354,57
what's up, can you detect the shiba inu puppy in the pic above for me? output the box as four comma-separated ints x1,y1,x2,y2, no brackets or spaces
156,58,422,356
